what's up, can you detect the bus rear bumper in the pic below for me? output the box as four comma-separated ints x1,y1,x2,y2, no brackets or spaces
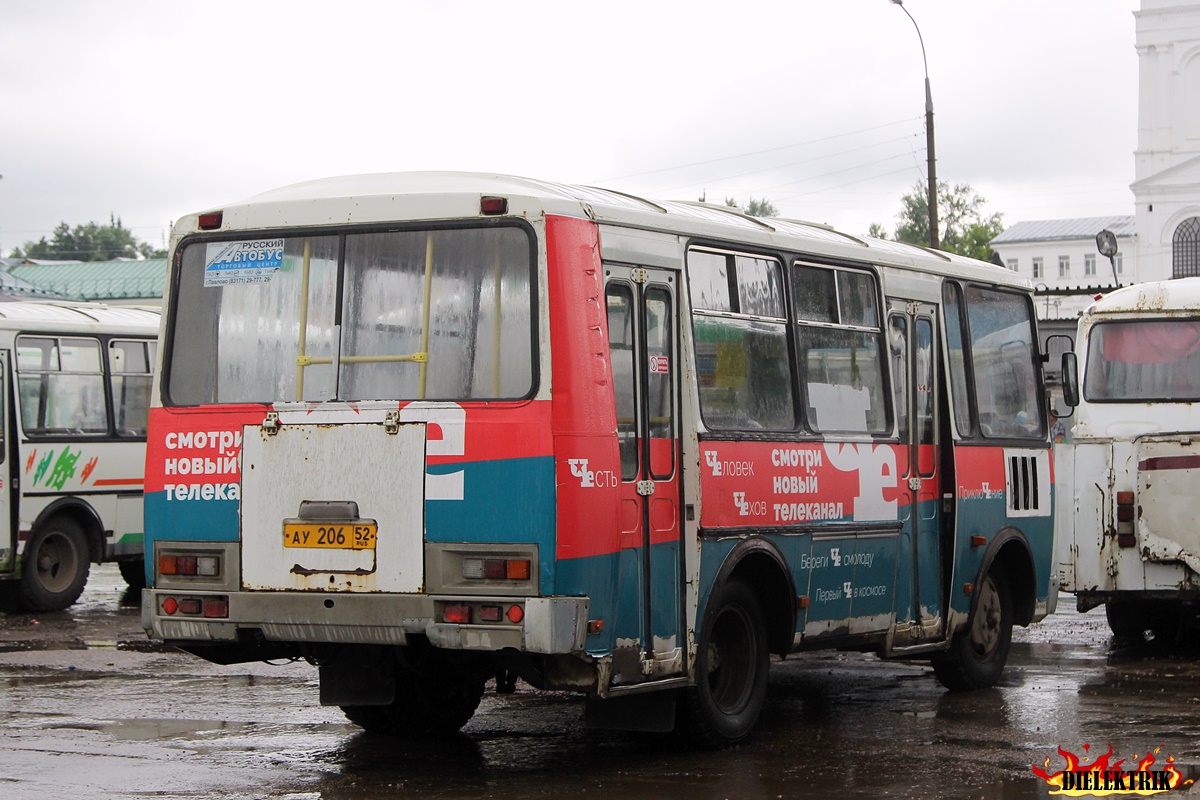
141,589,588,656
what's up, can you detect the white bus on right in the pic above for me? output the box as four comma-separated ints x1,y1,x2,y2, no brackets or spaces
1057,277,1200,642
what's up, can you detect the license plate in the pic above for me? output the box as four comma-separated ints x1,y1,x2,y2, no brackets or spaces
283,522,377,550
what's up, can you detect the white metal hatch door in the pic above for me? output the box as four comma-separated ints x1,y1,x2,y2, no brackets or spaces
240,422,426,592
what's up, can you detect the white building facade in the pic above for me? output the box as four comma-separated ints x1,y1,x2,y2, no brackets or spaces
1133,0,1200,281
990,0,1200,328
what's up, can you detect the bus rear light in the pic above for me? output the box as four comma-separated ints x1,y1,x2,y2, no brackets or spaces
202,598,229,618
480,196,508,215
179,598,202,614
1116,491,1136,545
159,553,221,578
478,605,503,623
160,595,227,617
198,211,223,229
443,604,472,624
507,604,524,623
462,558,531,581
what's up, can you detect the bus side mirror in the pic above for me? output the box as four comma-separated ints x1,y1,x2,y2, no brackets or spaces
1061,351,1079,408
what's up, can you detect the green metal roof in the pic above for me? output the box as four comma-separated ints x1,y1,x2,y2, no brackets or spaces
3,258,167,301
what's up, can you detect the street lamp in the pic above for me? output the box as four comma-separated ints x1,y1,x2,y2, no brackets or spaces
890,0,939,250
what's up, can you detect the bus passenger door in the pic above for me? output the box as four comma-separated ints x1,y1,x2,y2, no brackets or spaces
604,266,684,683
888,301,944,643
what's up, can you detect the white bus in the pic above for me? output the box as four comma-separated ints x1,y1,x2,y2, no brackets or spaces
0,301,160,611
1056,278,1200,640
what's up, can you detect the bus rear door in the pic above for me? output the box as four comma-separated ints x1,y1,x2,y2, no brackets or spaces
604,265,684,683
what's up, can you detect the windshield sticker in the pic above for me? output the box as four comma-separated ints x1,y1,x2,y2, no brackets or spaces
203,240,284,287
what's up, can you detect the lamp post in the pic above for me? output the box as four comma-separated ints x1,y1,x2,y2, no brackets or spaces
890,0,939,250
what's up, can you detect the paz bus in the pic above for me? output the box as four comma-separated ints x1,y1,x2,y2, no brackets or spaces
1055,277,1200,641
142,172,1055,744
0,300,159,611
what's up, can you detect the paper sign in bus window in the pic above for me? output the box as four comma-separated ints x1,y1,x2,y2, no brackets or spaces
203,240,285,287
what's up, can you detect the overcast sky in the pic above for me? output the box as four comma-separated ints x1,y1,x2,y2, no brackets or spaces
0,0,1142,255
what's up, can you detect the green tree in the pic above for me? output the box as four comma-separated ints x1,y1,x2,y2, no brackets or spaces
11,215,166,261
872,181,1004,262
867,222,890,239
723,196,779,218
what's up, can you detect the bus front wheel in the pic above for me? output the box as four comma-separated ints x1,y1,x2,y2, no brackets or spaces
933,567,1012,692
17,519,90,612
687,580,769,746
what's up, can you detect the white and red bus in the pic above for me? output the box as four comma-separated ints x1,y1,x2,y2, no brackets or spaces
142,173,1055,744
0,300,159,610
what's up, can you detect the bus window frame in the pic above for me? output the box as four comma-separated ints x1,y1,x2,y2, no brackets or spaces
685,242,799,435
791,259,892,437
944,279,1048,443
161,218,541,408
15,332,118,442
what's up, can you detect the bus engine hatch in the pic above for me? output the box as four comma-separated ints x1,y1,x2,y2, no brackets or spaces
240,421,426,593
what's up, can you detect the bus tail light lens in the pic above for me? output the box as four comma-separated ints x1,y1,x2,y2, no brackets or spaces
1116,491,1136,547
159,595,228,618
480,196,508,215
203,598,229,618
159,553,221,577
179,598,202,614
198,211,223,229
462,558,531,581
443,604,472,624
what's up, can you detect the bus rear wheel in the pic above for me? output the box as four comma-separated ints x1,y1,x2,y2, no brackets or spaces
686,580,769,746
342,649,487,736
1106,599,1181,644
17,519,90,612
933,567,1012,692
118,558,146,591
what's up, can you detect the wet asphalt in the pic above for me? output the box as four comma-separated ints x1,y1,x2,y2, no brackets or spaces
2,565,1199,800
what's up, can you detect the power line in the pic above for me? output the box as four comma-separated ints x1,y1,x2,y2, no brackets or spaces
590,117,922,184
651,133,922,196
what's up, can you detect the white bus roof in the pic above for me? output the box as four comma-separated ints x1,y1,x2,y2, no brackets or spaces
0,300,160,334
1084,277,1200,317
178,171,1030,290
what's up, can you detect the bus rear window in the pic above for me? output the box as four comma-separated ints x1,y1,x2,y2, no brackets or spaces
167,225,535,405
1084,319,1200,401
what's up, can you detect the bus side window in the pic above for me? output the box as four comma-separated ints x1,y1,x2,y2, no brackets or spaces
964,286,1043,439
17,336,107,436
794,264,888,434
109,339,154,437
688,249,794,431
